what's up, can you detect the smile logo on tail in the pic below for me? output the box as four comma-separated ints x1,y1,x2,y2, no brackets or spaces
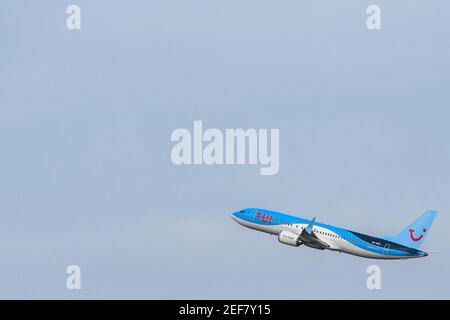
409,228,427,241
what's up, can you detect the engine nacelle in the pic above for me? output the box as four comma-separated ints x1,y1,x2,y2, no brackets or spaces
278,230,301,247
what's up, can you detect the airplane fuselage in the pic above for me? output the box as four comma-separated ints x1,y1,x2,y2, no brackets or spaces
231,208,429,260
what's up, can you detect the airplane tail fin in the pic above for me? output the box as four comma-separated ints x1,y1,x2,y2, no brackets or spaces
384,210,437,249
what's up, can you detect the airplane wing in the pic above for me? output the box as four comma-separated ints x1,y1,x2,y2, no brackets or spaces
299,217,330,250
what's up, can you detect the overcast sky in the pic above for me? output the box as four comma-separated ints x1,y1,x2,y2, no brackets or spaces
1,1,449,299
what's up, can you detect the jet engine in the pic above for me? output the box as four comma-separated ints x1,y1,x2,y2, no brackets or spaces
278,230,301,247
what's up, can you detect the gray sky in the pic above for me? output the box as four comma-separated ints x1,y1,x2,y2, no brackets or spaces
1,1,449,299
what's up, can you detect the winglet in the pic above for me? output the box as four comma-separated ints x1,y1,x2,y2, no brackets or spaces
305,217,316,234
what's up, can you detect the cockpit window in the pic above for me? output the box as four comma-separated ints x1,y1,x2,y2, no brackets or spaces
240,210,245,213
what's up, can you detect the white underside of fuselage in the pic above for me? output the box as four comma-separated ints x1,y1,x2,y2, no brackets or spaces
232,216,417,260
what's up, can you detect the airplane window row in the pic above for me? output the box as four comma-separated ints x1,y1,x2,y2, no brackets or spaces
274,224,380,249
316,230,342,239
274,222,376,250
274,223,377,249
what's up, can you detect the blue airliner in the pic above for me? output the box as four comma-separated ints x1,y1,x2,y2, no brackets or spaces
231,208,437,259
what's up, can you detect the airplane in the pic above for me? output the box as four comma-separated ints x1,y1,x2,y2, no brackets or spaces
231,208,437,259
